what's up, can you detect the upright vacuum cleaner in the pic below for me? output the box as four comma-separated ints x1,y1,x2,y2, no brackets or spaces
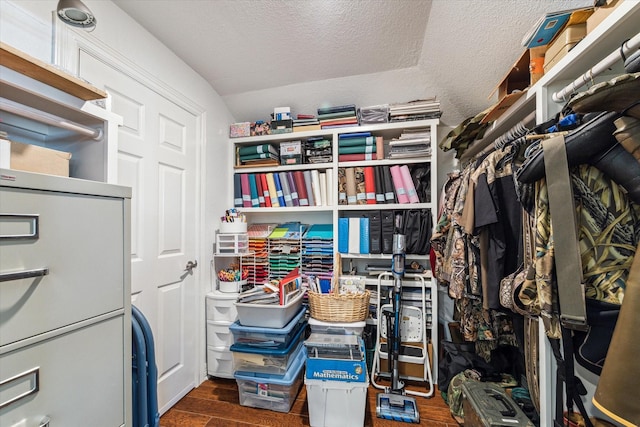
375,232,420,424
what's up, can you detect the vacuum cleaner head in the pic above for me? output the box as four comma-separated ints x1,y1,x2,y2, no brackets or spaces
376,392,420,424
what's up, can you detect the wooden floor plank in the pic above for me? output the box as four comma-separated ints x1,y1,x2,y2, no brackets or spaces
160,378,458,426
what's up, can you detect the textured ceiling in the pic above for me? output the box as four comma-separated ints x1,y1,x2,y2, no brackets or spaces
113,0,593,127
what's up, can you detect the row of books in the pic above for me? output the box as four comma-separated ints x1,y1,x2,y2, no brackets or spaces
338,164,425,206
236,143,279,166
234,169,334,208
317,104,358,129
389,99,441,122
338,209,432,256
337,131,384,162
388,127,432,159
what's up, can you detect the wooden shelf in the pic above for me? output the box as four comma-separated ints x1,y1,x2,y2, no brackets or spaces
0,42,107,101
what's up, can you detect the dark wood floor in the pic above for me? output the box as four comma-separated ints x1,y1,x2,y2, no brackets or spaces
160,377,459,427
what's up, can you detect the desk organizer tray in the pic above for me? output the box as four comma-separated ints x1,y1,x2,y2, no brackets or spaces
231,324,306,375
234,344,306,413
229,306,307,349
235,290,304,328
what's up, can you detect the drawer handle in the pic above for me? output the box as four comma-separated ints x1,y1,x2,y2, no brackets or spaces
0,214,39,240
0,267,49,282
0,367,39,409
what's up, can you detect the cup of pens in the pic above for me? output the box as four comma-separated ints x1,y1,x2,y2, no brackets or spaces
218,268,249,293
219,208,247,233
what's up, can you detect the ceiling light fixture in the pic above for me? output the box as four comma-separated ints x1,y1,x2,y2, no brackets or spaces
56,0,97,30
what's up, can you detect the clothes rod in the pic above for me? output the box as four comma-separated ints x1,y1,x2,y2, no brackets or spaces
552,31,640,103
0,97,102,140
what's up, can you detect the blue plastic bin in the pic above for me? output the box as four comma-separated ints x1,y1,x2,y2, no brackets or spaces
229,306,306,349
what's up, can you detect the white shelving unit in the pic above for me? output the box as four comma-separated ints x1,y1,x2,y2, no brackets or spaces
459,3,640,425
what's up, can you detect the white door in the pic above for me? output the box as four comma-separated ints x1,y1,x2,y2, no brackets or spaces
75,52,200,412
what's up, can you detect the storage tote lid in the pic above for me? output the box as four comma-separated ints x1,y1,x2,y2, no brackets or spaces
233,343,306,385
230,322,306,355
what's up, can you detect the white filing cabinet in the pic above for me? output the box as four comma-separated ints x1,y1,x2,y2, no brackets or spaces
0,169,132,427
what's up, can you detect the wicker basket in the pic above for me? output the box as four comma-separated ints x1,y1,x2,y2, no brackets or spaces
307,290,371,322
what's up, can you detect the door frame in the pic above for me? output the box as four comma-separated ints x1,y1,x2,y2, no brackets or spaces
53,22,208,409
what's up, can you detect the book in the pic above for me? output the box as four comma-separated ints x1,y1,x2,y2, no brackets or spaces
273,172,286,206
339,131,372,139
376,136,384,160
338,217,349,254
233,173,242,207
338,145,377,155
364,166,376,205
293,124,322,132
278,268,301,305
240,173,251,207
390,165,409,203
238,152,279,161
303,170,315,206
374,166,385,204
319,171,327,207
265,173,280,207
317,104,356,115
337,136,375,147
338,153,375,162
260,173,272,207
345,167,357,205
286,171,299,206
254,173,265,207
382,166,396,203
311,169,322,207
337,167,347,205
278,172,293,207
348,217,360,254
325,168,333,206
319,117,359,127
238,143,277,157
294,170,309,206
400,165,419,203
355,166,366,205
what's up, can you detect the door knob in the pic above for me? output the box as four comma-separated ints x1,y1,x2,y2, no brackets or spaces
185,260,198,272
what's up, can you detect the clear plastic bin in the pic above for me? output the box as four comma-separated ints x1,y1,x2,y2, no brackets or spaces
229,307,306,349
231,324,305,375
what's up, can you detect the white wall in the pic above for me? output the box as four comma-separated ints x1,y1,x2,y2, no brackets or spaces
1,0,235,380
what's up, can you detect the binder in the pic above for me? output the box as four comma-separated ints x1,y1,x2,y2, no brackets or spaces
400,165,419,203
255,173,265,207
348,217,360,254
286,171,299,206
311,169,322,206
319,171,327,206
294,170,309,206
364,166,376,204
382,165,396,204
381,210,395,253
248,174,260,207
337,136,375,147
303,170,315,206
359,217,370,254
355,166,367,205
338,145,377,155
369,210,382,254
325,168,334,206
273,172,286,206
337,167,347,205
390,165,409,203
338,217,349,254
374,166,385,203
233,173,243,207
278,172,293,207
266,173,280,207
240,173,251,207
258,173,271,207
345,167,357,205
376,136,384,160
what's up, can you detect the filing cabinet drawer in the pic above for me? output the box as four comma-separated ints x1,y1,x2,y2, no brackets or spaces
0,187,125,347
0,316,125,426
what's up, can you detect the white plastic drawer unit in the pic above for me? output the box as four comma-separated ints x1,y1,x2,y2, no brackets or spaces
0,316,125,426
0,184,125,347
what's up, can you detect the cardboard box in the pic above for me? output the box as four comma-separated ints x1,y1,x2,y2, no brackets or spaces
587,0,621,34
250,121,271,136
230,122,250,138
0,138,71,177
279,140,302,165
544,23,587,73
379,341,432,380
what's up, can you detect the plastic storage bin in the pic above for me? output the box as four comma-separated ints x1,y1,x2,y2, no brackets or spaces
229,306,307,349
206,291,238,322
308,317,366,336
231,324,305,375
235,290,304,328
216,233,249,253
207,346,235,378
304,377,369,427
234,344,306,413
